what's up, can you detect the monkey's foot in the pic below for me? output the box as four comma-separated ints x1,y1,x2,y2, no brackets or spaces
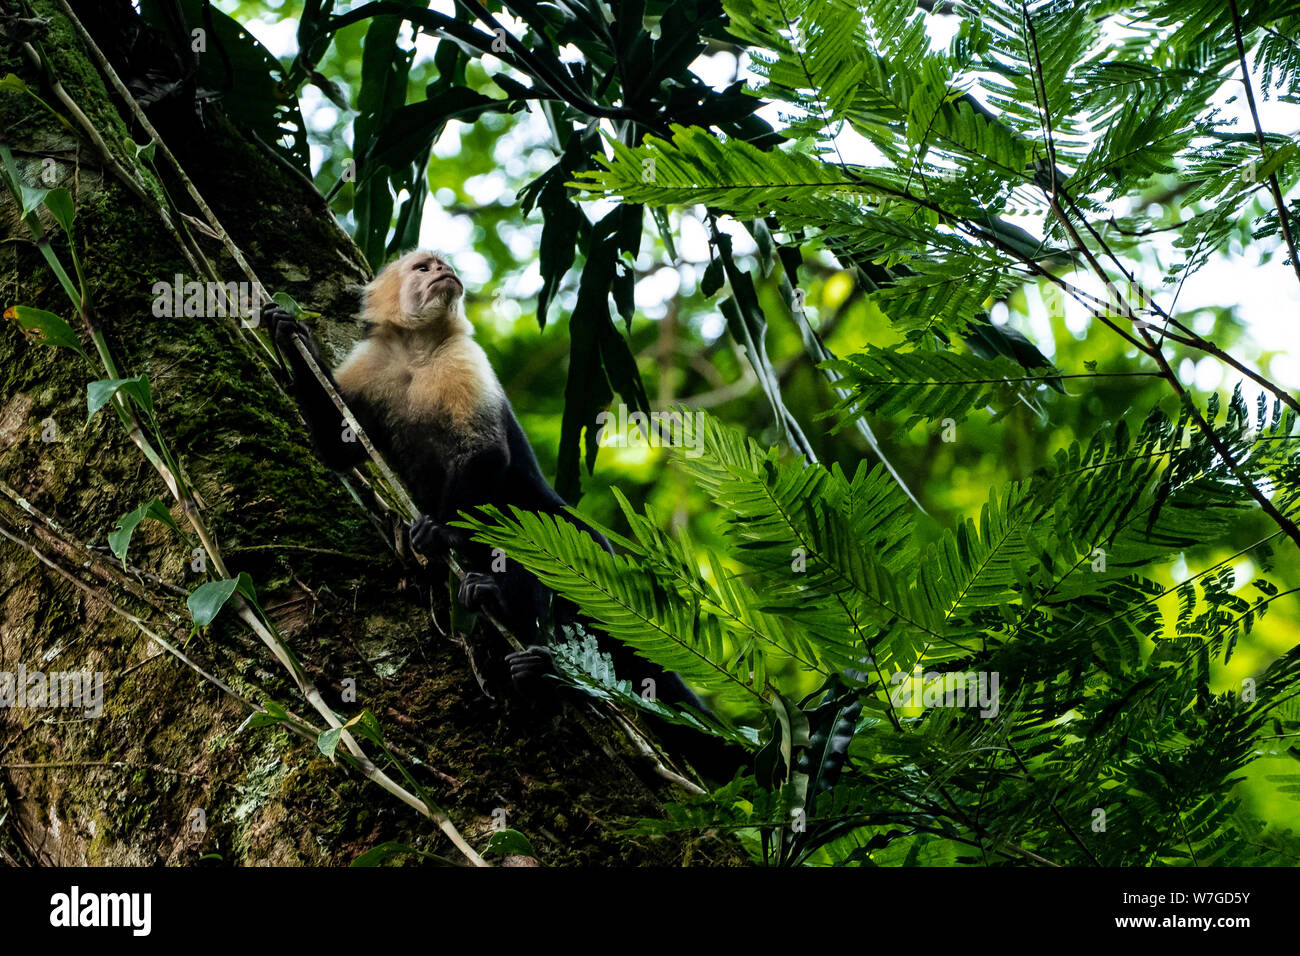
505,645,555,693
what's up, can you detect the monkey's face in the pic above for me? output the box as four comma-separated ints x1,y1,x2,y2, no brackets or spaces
399,252,464,323
364,251,466,330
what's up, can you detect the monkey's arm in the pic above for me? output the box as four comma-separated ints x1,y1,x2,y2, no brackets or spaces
264,306,370,472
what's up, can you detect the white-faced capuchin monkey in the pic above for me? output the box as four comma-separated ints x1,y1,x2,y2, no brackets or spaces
265,251,741,779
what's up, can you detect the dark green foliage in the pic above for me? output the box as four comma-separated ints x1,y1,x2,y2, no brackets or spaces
197,0,1300,865
139,0,311,173
461,397,1300,865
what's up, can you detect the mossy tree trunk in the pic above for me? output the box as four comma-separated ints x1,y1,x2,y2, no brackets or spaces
0,0,729,867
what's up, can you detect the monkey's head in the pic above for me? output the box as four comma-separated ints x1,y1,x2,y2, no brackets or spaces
362,250,469,335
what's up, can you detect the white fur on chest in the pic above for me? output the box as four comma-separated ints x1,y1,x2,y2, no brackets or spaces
335,333,504,427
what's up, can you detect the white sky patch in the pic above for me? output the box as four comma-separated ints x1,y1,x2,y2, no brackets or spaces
635,266,682,311
500,224,534,261
557,43,586,64
450,248,491,287
232,13,297,55
676,211,714,263
463,170,508,205
300,86,339,134
690,50,740,89
700,313,727,340
514,258,544,299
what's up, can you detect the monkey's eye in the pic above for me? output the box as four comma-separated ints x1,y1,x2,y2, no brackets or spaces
414,264,429,272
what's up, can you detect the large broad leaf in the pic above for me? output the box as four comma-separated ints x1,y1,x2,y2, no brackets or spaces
796,676,863,805
366,88,522,176
556,206,652,501
520,129,595,330
351,10,418,268
291,0,340,92
358,77,520,266
755,693,811,796
43,187,74,235
17,183,48,218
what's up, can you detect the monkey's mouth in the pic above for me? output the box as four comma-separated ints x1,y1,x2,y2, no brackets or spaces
407,273,464,319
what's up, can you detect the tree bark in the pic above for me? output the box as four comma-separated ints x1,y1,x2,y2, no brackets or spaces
0,0,734,867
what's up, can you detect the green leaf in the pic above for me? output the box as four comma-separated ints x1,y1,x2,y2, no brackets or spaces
700,257,724,297
107,498,179,565
243,700,289,730
187,572,255,627
6,305,87,357
18,184,48,218
139,0,310,174
348,709,384,746
454,502,765,707
43,187,74,234
523,132,590,329
483,829,537,858
556,206,651,500
349,841,454,867
310,70,351,110
271,292,301,315
650,206,677,262
87,376,154,422
824,345,1047,430
797,677,862,805
317,726,343,759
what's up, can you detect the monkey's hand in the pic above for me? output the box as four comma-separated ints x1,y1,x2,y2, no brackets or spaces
505,645,555,693
410,513,473,557
262,305,321,368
